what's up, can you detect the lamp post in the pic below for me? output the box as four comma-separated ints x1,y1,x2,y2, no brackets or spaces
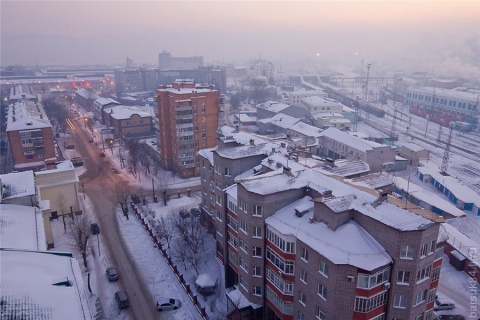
109,140,113,154
81,180,85,199
100,130,105,151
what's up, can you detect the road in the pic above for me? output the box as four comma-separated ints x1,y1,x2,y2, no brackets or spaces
67,117,158,320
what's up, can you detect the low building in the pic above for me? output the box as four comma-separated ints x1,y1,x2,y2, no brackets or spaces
6,100,57,172
74,88,99,111
318,128,396,172
103,105,153,140
92,97,120,124
289,88,327,107
400,142,430,167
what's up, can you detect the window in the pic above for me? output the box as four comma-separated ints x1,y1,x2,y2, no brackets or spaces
239,257,248,272
413,289,427,306
266,229,295,253
228,232,238,248
397,271,410,285
266,287,293,315
253,285,262,296
429,240,436,255
300,269,307,283
298,312,306,320
227,215,238,232
357,268,390,289
299,291,307,305
428,288,437,302
318,284,327,300
252,205,263,216
224,167,231,176
216,225,223,236
393,295,407,308
227,200,237,213
416,266,431,283
319,261,328,277
253,247,262,258
239,238,248,253
354,291,388,312
239,220,247,234
400,245,414,259
301,247,309,262
266,248,295,274
252,226,262,238
238,198,247,212
420,243,428,257
315,306,326,320
253,266,262,277
431,267,440,281
239,276,248,291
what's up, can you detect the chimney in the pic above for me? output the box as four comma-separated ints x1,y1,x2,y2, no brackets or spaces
249,139,255,146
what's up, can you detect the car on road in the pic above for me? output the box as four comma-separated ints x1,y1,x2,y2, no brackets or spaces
156,298,181,311
131,194,141,204
115,291,129,309
65,144,75,149
179,209,190,219
106,267,119,282
88,138,94,143
99,152,106,158
90,223,100,235
190,208,201,217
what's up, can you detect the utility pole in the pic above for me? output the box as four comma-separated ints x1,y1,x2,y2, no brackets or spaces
353,96,360,132
365,64,371,119
436,125,443,142
389,87,397,145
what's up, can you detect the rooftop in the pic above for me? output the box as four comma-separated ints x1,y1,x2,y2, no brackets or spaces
6,100,51,132
0,170,36,200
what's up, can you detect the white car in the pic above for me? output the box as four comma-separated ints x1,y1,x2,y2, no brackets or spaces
156,298,181,311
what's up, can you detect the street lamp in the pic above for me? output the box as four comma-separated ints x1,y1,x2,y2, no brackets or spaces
109,140,113,154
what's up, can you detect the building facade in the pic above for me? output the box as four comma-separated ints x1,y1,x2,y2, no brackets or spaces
6,100,57,172
199,132,444,320
158,51,204,70
156,80,221,177
103,105,153,140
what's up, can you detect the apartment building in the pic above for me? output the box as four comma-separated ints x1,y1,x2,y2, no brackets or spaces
158,50,203,70
199,129,444,320
156,80,221,177
6,100,57,172
318,127,396,172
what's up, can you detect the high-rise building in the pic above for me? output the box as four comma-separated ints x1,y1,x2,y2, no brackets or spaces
199,128,444,320
158,51,203,70
156,80,221,177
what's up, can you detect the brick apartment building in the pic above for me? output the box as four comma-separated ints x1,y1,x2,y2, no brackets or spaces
156,80,222,178
6,100,57,172
199,127,444,320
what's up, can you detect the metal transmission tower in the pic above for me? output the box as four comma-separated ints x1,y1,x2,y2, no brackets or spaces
440,124,453,175
364,64,372,119
436,125,443,142
353,96,360,132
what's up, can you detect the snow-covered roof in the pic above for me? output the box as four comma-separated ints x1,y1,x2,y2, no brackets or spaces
157,87,216,94
227,288,261,310
225,184,238,201
418,164,480,206
401,142,425,152
0,204,46,250
408,86,479,102
6,100,52,132
261,153,306,174
239,168,436,231
349,172,393,190
392,176,466,218
198,147,216,166
301,96,344,108
266,196,392,271
215,143,272,160
1,250,91,320
257,113,301,128
320,128,385,152
256,100,290,113
322,160,370,178
93,97,119,107
75,87,99,99
0,170,36,200
440,222,480,263
195,274,216,288
108,105,151,120
217,126,268,146
288,121,323,137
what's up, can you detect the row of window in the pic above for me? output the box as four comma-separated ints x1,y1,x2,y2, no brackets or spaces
393,288,430,308
266,228,295,253
400,241,435,260
357,268,390,289
354,290,387,313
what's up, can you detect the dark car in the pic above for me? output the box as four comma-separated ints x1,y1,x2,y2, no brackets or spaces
106,267,119,282
100,152,106,158
190,208,201,217
179,209,190,219
131,194,141,204
65,144,75,149
90,223,100,235
115,291,129,309
88,138,94,143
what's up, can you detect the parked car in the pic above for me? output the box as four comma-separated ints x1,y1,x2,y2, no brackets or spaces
179,209,190,219
115,291,129,309
88,138,94,143
190,208,201,217
65,144,75,149
439,315,465,320
434,297,456,311
156,298,181,311
90,223,100,235
99,152,106,158
131,194,141,204
106,267,119,282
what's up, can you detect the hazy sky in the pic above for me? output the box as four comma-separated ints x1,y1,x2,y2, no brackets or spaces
1,1,479,75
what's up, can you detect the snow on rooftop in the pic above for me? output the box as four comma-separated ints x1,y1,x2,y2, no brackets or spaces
93,97,119,106
6,100,51,132
217,126,268,146
258,113,301,128
349,172,393,190
401,141,425,152
1,250,91,320
198,147,216,166
440,222,480,263
256,100,290,113
0,170,36,200
418,164,480,206
108,105,151,120
227,288,261,310
266,196,392,271
288,121,323,137
320,128,384,152
392,176,466,218
0,204,46,251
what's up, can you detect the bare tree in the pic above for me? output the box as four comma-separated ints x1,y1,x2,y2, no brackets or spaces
65,214,90,269
56,193,70,233
155,211,176,248
156,170,174,205
113,184,130,220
